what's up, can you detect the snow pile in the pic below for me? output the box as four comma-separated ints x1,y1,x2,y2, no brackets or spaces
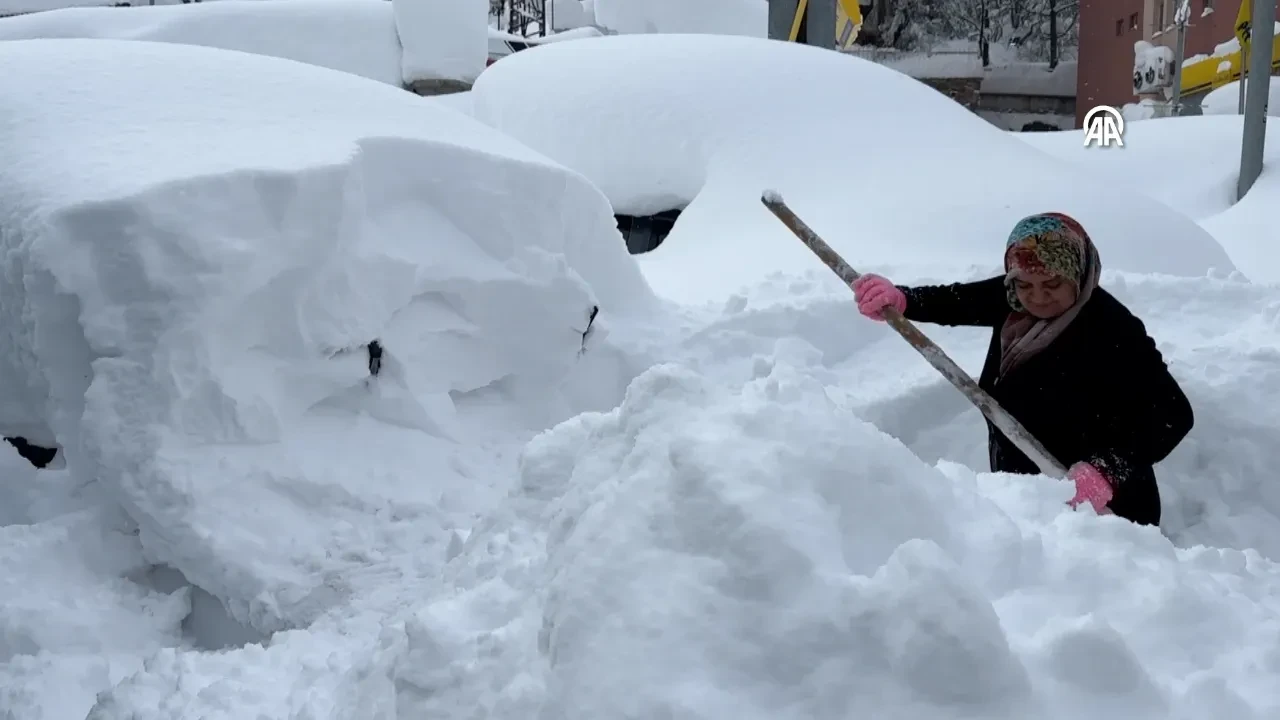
592,0,766,36
549,0,594,32
0,0,185,15
1204,22,1280,61
469,34,1234,304
393,0,487,85
1016,115,1280,283
1121,98,1164,123
1202,76,1280,117
0,36,650,717
0,0,489,88
403,360,1280,719
5,18,1280,720
0,0,403,84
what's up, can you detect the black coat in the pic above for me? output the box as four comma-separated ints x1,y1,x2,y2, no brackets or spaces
899,276,1193,526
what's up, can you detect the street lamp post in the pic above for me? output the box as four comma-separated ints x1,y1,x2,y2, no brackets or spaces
1238,0,1276,200
1169,0,1190,117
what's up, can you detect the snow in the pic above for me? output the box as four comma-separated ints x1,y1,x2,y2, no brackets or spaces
1210,22,1280,59
549,0,593,32
850,47,985,79
592,0,766,36
419,359,1280,720
1202,76,1280,117
6,24,1280,720
0,0,405,85
394,0,487,84
980,60,1077,98
0,36,651,718
0,0,178,16
470,34,1234,305
1133,41,1173,96
1016,114,1280,282
0,0,492,87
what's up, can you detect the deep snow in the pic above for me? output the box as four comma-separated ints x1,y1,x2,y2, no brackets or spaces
0,37,648,718
1201,76,1280,118
0,0,490,86
469,34,1234,305
592,0,767,36
4,26,1280,720
393,0,487,84
1017,114,1280,283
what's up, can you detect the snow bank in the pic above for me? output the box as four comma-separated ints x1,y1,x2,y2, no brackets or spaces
1122,98,1164,123
549,0,594,32
1202,76,1280,117
0,0,170,15
592,0,766,36
1200,167,1280,283
1017,115,1280,282
0,33,650,682
1016,115,1252,220
404,360,1280,719
0,0,405,85
470,34,1234,305
393,0,487,85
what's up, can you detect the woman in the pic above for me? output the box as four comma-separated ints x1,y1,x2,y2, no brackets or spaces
852,212,1193,526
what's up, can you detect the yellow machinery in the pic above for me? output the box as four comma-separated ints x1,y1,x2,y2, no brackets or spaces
788,0,864,49
1179,0,1280,97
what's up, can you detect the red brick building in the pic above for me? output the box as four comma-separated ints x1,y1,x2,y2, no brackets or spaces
1077,0,1253,126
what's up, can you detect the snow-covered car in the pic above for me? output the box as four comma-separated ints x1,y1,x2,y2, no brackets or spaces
486,25,604,65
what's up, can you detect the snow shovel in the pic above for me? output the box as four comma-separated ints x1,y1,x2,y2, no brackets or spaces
760,190,1067,479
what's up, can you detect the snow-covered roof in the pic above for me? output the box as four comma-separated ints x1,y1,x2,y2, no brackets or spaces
980,60,1077,98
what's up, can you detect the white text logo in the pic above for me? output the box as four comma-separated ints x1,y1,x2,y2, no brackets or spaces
1083,106,1125,148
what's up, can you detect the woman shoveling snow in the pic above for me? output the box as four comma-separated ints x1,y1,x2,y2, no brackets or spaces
852,212,1193,526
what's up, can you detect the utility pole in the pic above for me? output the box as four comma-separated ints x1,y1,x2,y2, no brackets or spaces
768,0,798,40
767,0,835,49
1169,0,1190,116
1238,0,1276,200
807,0,837,50
1239,53,1249,114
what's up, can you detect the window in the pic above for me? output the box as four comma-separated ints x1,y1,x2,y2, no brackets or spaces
1116,18,1124,35
1129,12,1139,30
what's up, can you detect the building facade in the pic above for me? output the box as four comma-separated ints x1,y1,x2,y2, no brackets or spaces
1077,0,1252,125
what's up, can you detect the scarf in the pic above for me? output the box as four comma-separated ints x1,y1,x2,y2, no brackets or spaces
998,212,1102,378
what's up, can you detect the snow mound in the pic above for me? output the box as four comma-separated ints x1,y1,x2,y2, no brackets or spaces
659,266,1280,557
405,362,1280,720
1201,167,1280,284
86,620,405,720
393,0,487,85
0,34,650,651
1018,115,1280,282
0,0,511,87
1201,76,1280,118
0,0,404,85
469,34,1234,304
592,0,767,36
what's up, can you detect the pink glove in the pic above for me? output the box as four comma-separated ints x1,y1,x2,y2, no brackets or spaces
852,274,907,321
1067,462,1114,515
